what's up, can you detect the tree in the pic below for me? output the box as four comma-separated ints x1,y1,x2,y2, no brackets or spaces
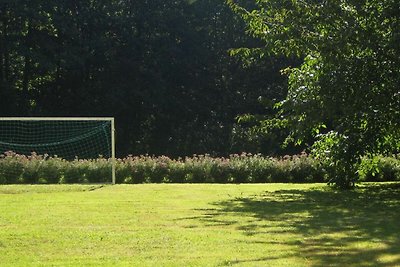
0,0,291,157
228,0,400,188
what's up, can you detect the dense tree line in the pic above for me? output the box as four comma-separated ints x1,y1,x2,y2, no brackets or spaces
0,0,293,157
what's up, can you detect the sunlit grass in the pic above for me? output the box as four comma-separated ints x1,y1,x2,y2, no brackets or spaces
0,183,399,266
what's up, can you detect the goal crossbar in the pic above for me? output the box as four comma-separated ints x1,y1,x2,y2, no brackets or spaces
0,117,114,121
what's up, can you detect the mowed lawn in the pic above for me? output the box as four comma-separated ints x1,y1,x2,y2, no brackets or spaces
0,183,399,266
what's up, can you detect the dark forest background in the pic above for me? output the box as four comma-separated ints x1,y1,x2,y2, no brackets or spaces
0,0,297,157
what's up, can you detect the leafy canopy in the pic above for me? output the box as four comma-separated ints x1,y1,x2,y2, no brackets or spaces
228,0,400,188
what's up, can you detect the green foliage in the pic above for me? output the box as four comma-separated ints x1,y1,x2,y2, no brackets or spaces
1,151,398,184
0,152,25,183
229,0,400,188
0,0,291,157
359,155,400,182
2,151,400,184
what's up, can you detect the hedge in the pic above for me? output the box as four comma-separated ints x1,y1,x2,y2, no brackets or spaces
0,151,399,184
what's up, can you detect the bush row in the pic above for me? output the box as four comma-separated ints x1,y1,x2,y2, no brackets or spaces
0,151,399,184
358,155,400,182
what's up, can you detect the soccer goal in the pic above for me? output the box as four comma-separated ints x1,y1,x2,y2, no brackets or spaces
0,117,116,184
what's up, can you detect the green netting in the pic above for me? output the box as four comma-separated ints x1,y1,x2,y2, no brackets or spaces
0,119,112,160
0,118,114,184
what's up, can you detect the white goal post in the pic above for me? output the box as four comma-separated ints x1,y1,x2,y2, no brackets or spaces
0,117,116,184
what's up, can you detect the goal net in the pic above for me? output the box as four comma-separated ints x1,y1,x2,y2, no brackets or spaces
0,117,116,184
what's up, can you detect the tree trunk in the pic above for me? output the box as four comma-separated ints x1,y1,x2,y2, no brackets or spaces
21,19,32,113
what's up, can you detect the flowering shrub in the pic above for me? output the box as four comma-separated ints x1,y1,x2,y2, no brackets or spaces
0,151,25,183
0,151,398,184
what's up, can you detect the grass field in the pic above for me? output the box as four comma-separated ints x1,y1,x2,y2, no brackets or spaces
0,183,399,266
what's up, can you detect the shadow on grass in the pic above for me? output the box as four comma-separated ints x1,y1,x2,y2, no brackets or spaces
199,183,400,266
